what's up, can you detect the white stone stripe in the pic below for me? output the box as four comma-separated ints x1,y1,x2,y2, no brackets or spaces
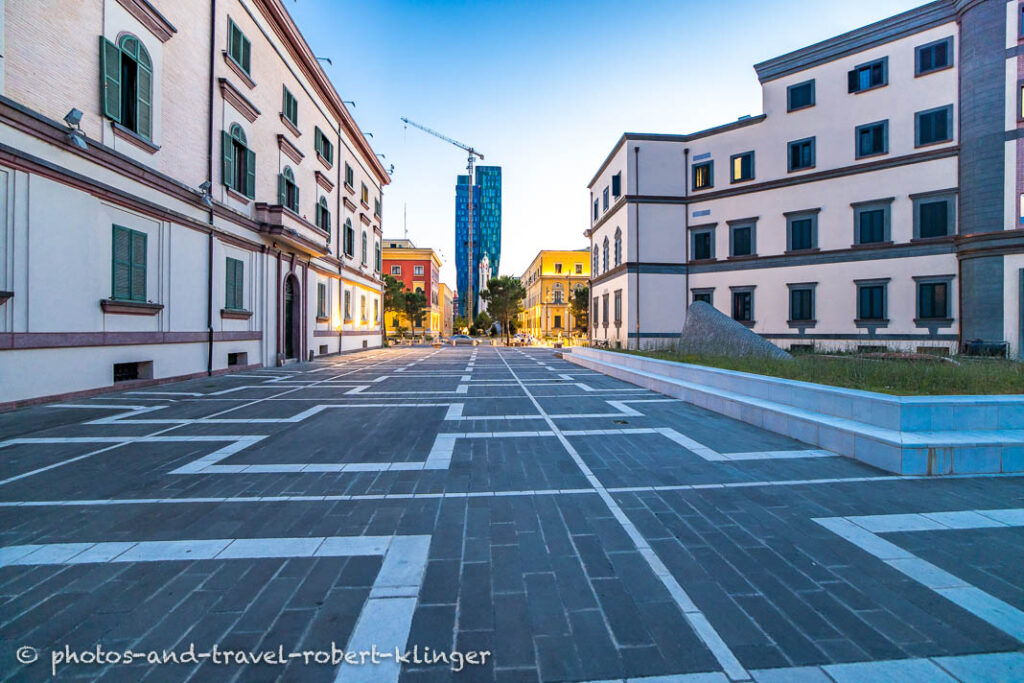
493,351,749,681
815,508,1024,642
46,402,456,425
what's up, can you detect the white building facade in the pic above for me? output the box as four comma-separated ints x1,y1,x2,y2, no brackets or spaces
0,0,390,408
587,0,1024,358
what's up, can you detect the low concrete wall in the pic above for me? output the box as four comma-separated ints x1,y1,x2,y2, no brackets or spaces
567,347,1024,475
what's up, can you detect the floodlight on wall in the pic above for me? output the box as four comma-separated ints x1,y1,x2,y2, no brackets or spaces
64,108,87,150
63,109,84,128
197,181,213,208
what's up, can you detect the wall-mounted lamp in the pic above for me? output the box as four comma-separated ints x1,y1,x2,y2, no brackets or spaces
343,100,356,108
316,56,333,66
64,108,87,150
197,181,213,208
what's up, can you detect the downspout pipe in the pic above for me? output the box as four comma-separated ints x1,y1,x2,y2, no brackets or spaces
633,146,640,350
205,0,218,376
683,147,690,329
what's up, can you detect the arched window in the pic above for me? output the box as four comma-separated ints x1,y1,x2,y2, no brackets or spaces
100,34,153,139
552,282,564,304
278,166,299,212
592,246,599,275
222,123,255,198
614,227,622,266
343,218,355,258
361,231,368,264
374,240,382,272
602,237,609,271
316,196,330,231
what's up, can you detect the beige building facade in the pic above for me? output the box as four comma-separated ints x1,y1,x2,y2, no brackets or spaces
587,0,1024,357
0,0,390,407
518,249,590,339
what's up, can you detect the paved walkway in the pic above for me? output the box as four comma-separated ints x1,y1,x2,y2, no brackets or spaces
1,347,1022,682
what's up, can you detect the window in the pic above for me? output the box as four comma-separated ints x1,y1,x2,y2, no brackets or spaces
100,34,153,139
375,241,382,272
593,199,599,221
414,265,424,276
374,198,381,217
343,290,352,319
373,299,379,324
282,86,298,127
730,151,754,182
316,197,331,231
614,290,622,325
602,293,609,327
317,282,327,318
592,296,600,326
856,280,888,322
731,288,753,324
614,228,622,266
611,172,622,197
848,58,887,93
787,80,815,111
111,225,147,302
729,222,755,257
916,105,953,146
314,127,334,163
343,218,355,257
278,166,299,212
692,289,713,305
222,124,255,198
602,237,610,271
786,211,818,251
853,200,892,244
390,265,402,275
552,283,564,304
345,163,354,189
592,246,599,274
361,231,368,264
788,284,815,324
360,295,367,323
554,263,563,274
227,18,251,75
916,37,952,75
913,193,955,239
602,187,609,211
691,227,715,261
855,120,888,158
575,263,583,274
915,276,953,322
361,183,369,205
692,161,713,190
788,137,815,171
225,257,244,310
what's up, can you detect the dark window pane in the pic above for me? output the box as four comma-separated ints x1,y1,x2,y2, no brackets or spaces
859,285,884,320
693,232,712,260
919,201,949,238
732,227,752,256
919,283,948,319
732,292,752,322
790,289,813,321
790,218,813,250
859,209,885,243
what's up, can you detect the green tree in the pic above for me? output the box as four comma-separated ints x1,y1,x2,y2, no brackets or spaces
403,288,428,331
570,284,589,334
453,316,468,334
472,311,492,336
382,275,405,341
480,275,526,345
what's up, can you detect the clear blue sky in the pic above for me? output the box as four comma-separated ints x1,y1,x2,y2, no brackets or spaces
288,0,924,287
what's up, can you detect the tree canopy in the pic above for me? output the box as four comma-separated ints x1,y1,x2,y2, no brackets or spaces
570,284,589,334
479,275,526,345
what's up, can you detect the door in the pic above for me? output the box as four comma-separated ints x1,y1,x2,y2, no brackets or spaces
284,276,299,359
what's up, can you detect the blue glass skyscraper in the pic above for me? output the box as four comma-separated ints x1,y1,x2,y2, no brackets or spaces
455,166,501,319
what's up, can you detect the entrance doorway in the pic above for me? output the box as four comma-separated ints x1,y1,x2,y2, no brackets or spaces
283,275,301,360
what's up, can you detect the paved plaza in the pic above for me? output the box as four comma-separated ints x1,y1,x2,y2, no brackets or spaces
0,347,1022,682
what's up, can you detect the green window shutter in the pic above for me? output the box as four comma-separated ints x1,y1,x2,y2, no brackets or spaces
225,258,236,308
241,36,251,73
100,36,122,123
112,225,131,299
244,149,256,198
293,184,299,212
221,131,235,190
136,62,152,139
131,230,147,301
314,128,322,155
278,174,286,206
235,260,244,309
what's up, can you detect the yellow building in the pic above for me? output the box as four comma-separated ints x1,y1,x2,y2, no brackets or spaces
518,249,590,339
439,282,455,337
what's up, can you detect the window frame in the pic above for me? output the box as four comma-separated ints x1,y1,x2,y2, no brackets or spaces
279,166,299,213
787,136,816,172
111,224,147,303
915,36,953,76
786,79,815,112
912,191,956,240
692,160,714,190
227,18,252,75
613,227,622,266
730,286,755,326
915,105,954,147
413,265,424,276
729,151,755,183
613,289,622,326
852,198,893,245
314,127,334,164
855,119,889,159
914,275,954,326
728,219,757,258
316,282,327,319
282,86,298,127
222,123,255,198
848,57,888,94
784,210,819,252
690,224,716,261
390,265,402,276
602,187,609,212
344,163,354,189
691,288,714,306
611,172,622,198
855,278,890,327
787,282,817,327
224,256,245,311
316,196,331,232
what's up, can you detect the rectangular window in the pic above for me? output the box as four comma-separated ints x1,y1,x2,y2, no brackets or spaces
374,198,381,217
111,225,147,302
554,263,563,274
853,201,892,244
848,58,887,93
692,229,714,261
786,212,818,251
414,265,424,275
345,163,354,188
592,296,600,326
730,151,754,182
916,105,953,146
575,263,583,274
918,281,949,320
857,283,886,321
614,290,622,324
314,127,333,163
787,80,815,111
225,257,244,310
692,161,713,190
282,87,298,127
602,294,609,327
317,282,326,318
602,187,609,211
788,137,815,171
692,289,713,305
361,183,369,205
730,224,754,257
914,194,955,238
344,290,352,319
855,120,888,158
916,37,952,75
390,265,401,275
593,199,599,221
228,19,251,75
789,287,814,322
611,172,622,197
732,290,753,323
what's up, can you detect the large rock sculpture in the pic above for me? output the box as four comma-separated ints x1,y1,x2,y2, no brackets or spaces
676,301,791,359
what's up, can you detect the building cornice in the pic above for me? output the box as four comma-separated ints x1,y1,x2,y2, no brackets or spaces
218,78,261,123
115,0,177,43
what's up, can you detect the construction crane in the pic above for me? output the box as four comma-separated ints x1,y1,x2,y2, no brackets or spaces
401,117,484,321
